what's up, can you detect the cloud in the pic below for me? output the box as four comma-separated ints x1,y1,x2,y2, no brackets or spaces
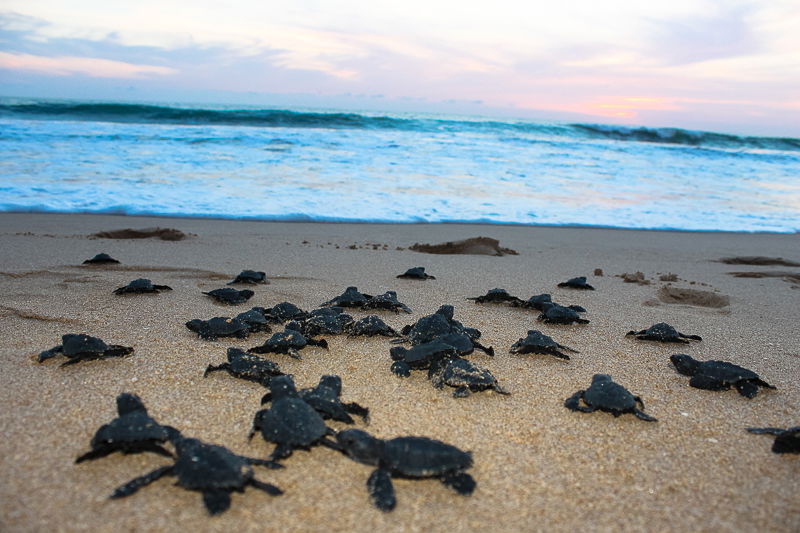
0,51,176,78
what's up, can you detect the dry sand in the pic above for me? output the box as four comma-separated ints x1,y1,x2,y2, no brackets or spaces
1,212,798,532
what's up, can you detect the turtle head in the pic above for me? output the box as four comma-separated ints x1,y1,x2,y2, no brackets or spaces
227,347,246,362
591,374,613,385
670,354,700,376
435,305,455,321
116,393,146,416
389,346,408,361
269,375,298,399
318,375,342,394
336,429,382,466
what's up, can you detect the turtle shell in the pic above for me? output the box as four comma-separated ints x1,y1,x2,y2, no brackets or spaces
382,436,473,477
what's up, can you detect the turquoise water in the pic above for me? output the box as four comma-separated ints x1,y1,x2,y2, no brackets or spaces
1,99,798,232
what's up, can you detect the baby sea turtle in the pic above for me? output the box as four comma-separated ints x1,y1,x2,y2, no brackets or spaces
203,288,255,305
397,305,491,354
262,375,369,424
537,303,589,325
389,340,459,378
204,348,284,387
565,374,657,421
235,308,272,333
626,322,701,343
249,375,337,460
466,288,523,305
430,357,509,398
522,293,552,310
113,278,172,295
397,267,436,280
186,317,250,340
746,427,800,454
295,308,354,336
346,315,401,337
557,276,595,290
228,270,268,285
248,326,329,359
38,333,134,366
76,393,179,463
266,302,309,323
83,253,120,265
362,291,412,313
509,330,578,360
335,428,475,512
110,435,283,515
670,354,775,398
321,286,373,308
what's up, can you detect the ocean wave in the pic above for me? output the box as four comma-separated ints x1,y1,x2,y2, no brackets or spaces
1,100,798,152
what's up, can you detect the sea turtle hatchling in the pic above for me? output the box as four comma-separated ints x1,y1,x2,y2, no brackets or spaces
397,305,491,354
565,374,657,422
185,317,250,340
746,427,800,454
235,308,272,333
261,375,369,424
204,348,284,387
430,357,510,398
248,325,329,359
76,393,179,463
466,288,523,305
509,330,578,360
334,428,476,512
670,354,776,398
265,302,309,323
361,291,412,313
82,253,120,265
249,375,338,461
38,334,134,366
389,340,460,378
228,270,268,285
537,302,589,325
203,288,255,305
626,322,701,343
557,276,595,290
320,286,373,308
113,278,172,295
346,315,401,337
110,435,283,515
291,308,354,336
396,267,436,280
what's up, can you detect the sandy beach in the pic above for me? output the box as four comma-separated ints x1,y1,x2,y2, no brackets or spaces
1,212,798,532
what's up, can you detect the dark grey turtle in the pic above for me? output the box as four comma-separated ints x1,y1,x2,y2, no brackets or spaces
430,357,509,398
346,315,401,337
746,427,800,454
362,291,412,313
262,375,369,424
321,286,373,308
297,308,354,336
335,428,475,512
113,278,172,295
670,354,775,398
266,302,309,323
557,276,595,290
626,322,701,343
509,330,578,360
248,326,328,359
537,302,589,325
110,435,283,515
204,347,284,387
235,308,272,333
389,340,459,377
38,333,134,366
228,270,268,285
203,288,255,305
565,374,657,421
83,253,120,265
186,317,250,340
521,293,552,310
466,288,523,305
249,375,337,461
397,305,491,354
76,393,179,463
397,267,436,280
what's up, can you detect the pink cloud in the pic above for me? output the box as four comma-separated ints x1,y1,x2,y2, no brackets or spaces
0,52,175,78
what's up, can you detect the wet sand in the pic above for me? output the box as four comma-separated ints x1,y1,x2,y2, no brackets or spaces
1,212,798,532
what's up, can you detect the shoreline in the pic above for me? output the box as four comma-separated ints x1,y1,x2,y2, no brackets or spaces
1,212,798,532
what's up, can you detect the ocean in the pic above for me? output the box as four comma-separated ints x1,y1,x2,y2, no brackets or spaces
1,98,798,232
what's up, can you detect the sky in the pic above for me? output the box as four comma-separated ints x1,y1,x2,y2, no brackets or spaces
1,1,799,136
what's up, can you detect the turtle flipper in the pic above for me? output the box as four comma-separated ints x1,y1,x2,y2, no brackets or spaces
111,465,174,498
76,444,114,463
441,472,476,495
343,402,370,423
734,380,760,398
249,478,283,495
633,409,657,422
38,346,63,362
564,390,593,412
204,363,229,378
746,427,786,435
202,489,231,515
367,468,396,512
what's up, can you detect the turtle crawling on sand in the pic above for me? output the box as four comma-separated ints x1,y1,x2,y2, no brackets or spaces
320,286,373,308
335,428,476,512
557,276,595,290
670,354,775,398
83,253,120,265
113,278,172,295
76,393,179,463
397,305,492,355
248,324,329,359
204,348,284,387
346,315,401,337
362,291,412,313
537,303,589,325
38,334,134,366
746,427,800,454
389,340,460,378
397,267,436,280
203,288,255,305
430,357,509,398
262,375,369,424
228,270,268,285
186,317,251,340
110,435,283,515
565,374,657,422
466,288,523,305
510,330,578,360
627,323,701,343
